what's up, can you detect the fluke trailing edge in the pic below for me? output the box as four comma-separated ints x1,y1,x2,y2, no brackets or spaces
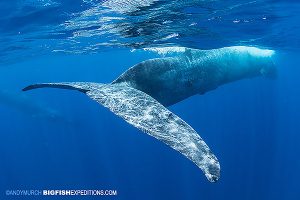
23,46,276,182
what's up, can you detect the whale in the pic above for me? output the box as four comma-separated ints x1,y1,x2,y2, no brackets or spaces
0,89,65,121
23,46,276,182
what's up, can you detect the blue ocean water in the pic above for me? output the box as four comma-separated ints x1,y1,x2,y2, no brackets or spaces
0,0,300,199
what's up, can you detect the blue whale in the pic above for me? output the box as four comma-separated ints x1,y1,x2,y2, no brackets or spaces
23,46,276,182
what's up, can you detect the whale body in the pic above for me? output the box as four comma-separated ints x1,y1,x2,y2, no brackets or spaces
23,46,276,182
114,46,276,106
0,89,64,121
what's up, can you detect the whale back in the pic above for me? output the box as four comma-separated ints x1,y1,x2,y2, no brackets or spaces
208,46,276,84
113,46,276,106
112,57,198,106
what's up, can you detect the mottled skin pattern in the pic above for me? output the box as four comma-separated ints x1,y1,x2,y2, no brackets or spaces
23,46,275,183
113,46,276,106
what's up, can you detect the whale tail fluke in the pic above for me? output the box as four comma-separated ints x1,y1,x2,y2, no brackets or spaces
22,82,91,93
23,82,220,182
